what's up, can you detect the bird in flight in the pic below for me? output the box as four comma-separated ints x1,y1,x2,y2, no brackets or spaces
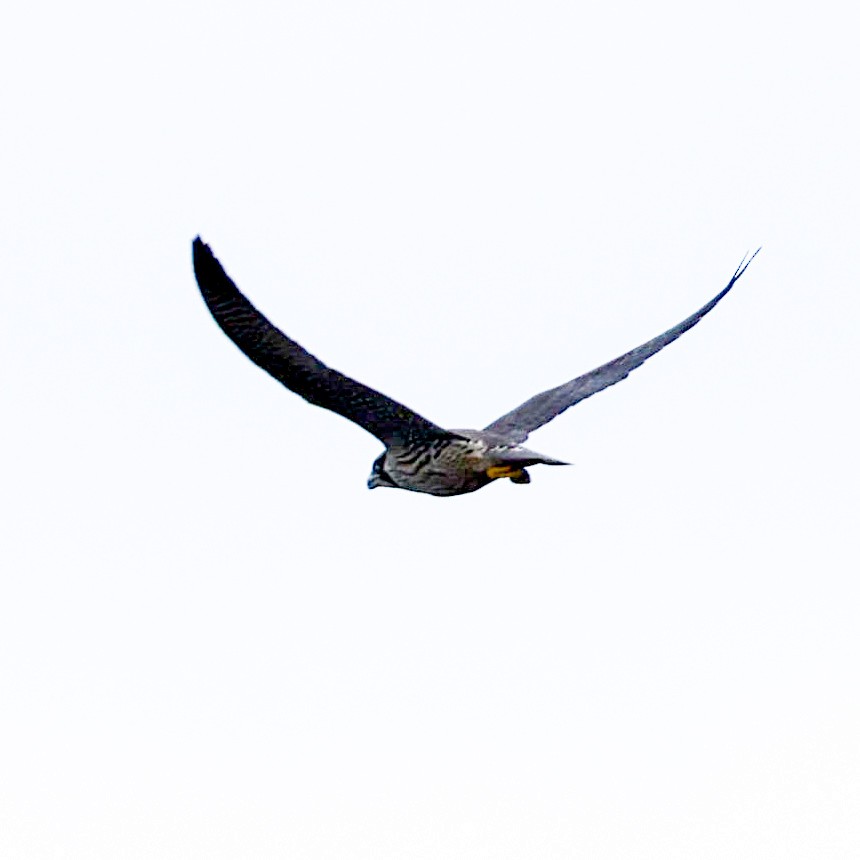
192,239,758,497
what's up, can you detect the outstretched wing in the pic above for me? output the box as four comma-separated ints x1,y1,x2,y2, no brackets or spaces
192,238,454,446
484,251,760,443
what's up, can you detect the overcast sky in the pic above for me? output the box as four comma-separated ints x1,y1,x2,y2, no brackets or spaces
2,2,858,858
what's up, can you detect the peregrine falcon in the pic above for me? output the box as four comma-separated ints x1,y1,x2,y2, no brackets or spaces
192,238,758,497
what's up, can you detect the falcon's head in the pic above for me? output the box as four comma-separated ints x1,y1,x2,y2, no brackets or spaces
367,453,397,490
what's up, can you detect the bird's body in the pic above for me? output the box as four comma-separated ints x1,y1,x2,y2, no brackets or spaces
370,431,567,496
191,238,758,497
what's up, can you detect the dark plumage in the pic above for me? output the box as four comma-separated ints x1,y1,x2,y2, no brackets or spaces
192,238,758,496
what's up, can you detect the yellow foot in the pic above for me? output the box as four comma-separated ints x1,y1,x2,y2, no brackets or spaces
487,465,525,480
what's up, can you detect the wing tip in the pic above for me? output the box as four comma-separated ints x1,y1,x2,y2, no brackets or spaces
192,235,211,264
711,246,761,306
192,237,225,291
732,247,762,283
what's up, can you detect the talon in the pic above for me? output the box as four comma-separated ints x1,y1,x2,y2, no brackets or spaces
487,465,524,480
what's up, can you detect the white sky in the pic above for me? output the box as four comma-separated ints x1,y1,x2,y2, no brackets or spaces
2,2,858,858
